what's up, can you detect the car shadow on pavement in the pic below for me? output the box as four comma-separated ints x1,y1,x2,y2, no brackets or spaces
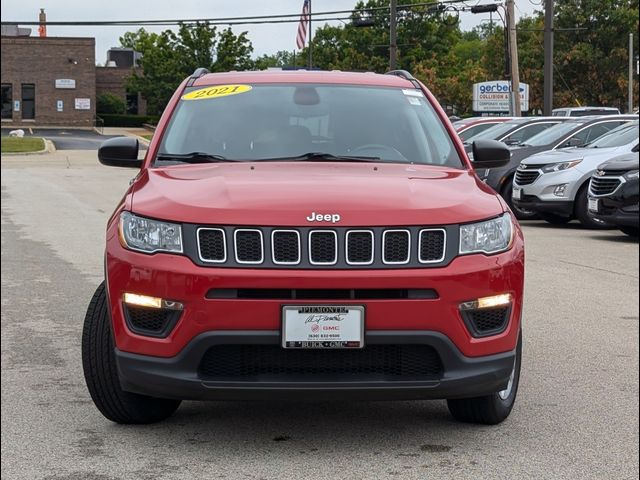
111,399,494,455
587,233,639,243
518,220,589,230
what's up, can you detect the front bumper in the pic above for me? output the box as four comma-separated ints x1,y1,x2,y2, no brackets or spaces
590,202,639,228
588,178,639,228
106,224,525,359
513,194,574,217
116,331,517,401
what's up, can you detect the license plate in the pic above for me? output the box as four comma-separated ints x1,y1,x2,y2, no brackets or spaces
512,187,522,200
282,305,364,349
588,197,599,212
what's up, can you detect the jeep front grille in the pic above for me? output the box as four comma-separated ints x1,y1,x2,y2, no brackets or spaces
191,226,451,269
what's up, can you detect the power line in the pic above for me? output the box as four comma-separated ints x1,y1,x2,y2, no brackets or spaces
0,0,491,27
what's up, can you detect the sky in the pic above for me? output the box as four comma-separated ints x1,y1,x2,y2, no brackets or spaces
1,1,538,64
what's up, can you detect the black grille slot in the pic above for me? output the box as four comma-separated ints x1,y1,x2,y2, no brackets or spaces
235,230,263,263
462,307,510,337
346,231,374,264
419,230,445,262
198,229,226,262
309,231,337,264
383,230,410,263
198,344,443,380
515,169,541,186
206,288,439,300
272,230,300,264
590,176,622,196
124,306,180,338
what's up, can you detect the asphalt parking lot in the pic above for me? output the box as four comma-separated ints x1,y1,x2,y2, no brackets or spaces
1,128,122,150
1,150,638,480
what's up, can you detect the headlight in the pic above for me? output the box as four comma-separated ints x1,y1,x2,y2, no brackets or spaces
119,211,183,254
459,213,513,255
541,159,582,173
624,170,639,180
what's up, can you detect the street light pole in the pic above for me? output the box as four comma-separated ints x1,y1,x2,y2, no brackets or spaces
390,0,398,70
308,0,313,68
506,0,522,116
543,0,554,115
629,33,634,113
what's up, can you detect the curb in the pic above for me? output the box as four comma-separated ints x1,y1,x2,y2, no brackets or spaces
1,138,56,156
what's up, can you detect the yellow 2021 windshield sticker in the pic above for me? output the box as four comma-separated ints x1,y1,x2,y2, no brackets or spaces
182,84,252,100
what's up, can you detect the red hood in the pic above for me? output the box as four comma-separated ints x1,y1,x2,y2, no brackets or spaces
131,162,503,226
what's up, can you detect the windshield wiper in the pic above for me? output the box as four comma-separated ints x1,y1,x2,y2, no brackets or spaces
155,152,236,163
256,152,382,163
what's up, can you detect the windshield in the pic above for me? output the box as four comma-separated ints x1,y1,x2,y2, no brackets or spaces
158,84,462,167
523,121,586,146
459,123,500,142
464,121,520,143
587,123,639,148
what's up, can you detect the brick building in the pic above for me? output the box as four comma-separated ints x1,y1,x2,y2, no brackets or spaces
1,35,96,127
96,48,146,115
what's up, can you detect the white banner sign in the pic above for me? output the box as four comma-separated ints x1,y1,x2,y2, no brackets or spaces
74,98,91,110
55,79,76,89
472,81,529,112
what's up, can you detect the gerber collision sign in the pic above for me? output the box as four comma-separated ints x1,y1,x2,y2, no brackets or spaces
472,81,529,112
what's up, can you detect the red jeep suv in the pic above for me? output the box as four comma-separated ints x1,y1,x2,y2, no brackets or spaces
82,69,524,425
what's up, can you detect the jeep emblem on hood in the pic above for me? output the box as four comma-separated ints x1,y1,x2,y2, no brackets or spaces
307,212,341,223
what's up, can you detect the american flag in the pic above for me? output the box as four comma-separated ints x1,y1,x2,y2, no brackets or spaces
296,0,311,50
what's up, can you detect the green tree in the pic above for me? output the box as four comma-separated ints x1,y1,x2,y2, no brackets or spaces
120,23,254,115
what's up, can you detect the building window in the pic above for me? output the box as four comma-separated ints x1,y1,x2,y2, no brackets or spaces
1,84,12,120
126,93,139,115
21,84,35,120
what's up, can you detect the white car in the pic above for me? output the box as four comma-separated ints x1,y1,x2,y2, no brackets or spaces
552,107,621,117
511,121,639,227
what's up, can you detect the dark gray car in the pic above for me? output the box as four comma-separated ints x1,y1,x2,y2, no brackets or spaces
476,115,638,218
464,117,569,155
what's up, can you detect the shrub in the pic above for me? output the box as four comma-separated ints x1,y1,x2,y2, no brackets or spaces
96,93,126,114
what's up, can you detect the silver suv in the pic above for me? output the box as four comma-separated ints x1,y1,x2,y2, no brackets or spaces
511,121,639,227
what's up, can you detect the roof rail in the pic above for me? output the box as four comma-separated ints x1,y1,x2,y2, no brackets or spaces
186,67,210,86
385,69,421,88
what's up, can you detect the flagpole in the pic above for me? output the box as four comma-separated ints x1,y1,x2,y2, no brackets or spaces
308,0,313,69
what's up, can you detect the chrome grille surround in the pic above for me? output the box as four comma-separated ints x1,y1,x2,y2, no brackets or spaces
345,230,375,265
418,229,447,264
271,229,301,265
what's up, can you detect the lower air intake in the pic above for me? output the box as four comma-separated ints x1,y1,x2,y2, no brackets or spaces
198,344,443,381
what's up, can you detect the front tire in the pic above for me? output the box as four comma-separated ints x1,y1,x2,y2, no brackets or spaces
575,186,609,229
447,334,522,425
82,282,181,424
503,182,538,220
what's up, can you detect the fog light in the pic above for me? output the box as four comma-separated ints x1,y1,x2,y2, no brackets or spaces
553,184,568,197
459,293,512,311
123,293,183,310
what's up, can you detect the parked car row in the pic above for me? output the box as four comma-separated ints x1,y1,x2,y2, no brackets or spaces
454,115,639,234
513,121,639,229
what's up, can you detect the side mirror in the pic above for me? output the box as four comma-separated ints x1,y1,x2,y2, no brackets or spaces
98,137,142,168
471,140,511,168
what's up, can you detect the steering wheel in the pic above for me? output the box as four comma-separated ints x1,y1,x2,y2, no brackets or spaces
349,144,409,162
